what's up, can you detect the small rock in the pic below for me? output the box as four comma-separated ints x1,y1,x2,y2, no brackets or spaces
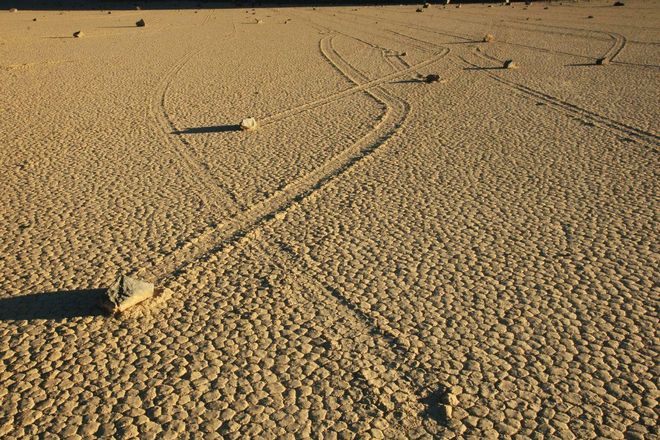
136,19,145,27
423,2,431,8
100,274,155,314
108,11,112,14
256,18,264,24
503,59,518,69
416,8,423,12
400,51,407,56
587,15,594,18
73,30,84,38
135,6,142,10
33,18,37,21
613,1,624,5
240,117,258,130
443,404,453,419
596,57,610,65
456,4,462,8
9,8,18,12
483,34,495,42
424,73,441,83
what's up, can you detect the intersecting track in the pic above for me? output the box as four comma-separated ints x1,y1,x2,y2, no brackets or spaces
340,7,638,68
370,21,659,148
145,34,451,286
142,35,451,432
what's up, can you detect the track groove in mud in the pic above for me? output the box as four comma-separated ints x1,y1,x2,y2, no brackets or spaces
147,34,436,283
258,239,436,436
465,51,660,146
374,23,658,147
152,20,245,210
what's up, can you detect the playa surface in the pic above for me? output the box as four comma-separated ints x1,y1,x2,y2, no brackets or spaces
1,1,658,438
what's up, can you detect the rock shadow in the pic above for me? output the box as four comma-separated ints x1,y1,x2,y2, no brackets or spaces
420,387,450,426
172,124,241,134
0,288,107,321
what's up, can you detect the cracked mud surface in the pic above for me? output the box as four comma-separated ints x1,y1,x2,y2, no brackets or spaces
1,2,658,438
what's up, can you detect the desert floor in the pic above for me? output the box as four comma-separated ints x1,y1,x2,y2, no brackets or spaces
1,1,658,438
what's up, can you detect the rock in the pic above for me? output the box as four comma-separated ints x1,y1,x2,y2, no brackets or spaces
424,74,441,83
135,6,142,10
503,59,518,69
256,18,264,24
613,1,624,5
240,117,258,130
456,4,462,8
443,404,453,419
446,0,451,4
587,15,594,18
100,274,155,314
483,34,495,42
136,19,145,27
416,8,423,12
400,52,407,56
423,3,431,8
33,18,37,21
9,8,17,12
596,57,610,65
73,31,84,38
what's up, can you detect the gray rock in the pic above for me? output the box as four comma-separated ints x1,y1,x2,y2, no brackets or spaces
101,274,155,314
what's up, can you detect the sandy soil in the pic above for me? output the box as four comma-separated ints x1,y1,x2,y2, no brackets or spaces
1,1,658,438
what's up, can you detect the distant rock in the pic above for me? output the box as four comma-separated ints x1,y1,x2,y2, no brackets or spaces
503,59,518,69
256,18,264,24
423,3,431,8
73,30,84,38
483,34,495,42
33,18,37,21
613,1,624,5
240,117,258,130
9,8,18,12
424,73,441,83
136,19,145,27
416,8,423,12
596,57,610,65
